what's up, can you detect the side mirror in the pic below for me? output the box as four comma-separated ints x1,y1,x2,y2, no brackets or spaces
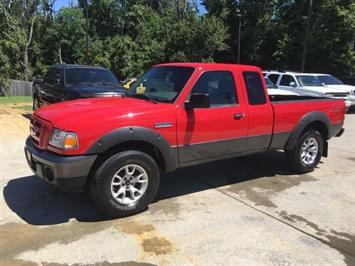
185,93,210,109
55,77,61,85
35,76,44,84
289,81,296,87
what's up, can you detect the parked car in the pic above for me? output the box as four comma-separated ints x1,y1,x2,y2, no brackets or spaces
25,63,345,217
33,64,125,110
265,77,323,98
263,71,351,109
311,73,355,109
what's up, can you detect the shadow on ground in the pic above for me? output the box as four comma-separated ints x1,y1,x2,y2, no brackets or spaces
21,113,32,120
3,151,303,225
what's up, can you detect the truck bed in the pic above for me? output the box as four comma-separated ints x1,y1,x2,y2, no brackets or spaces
269,95,329,102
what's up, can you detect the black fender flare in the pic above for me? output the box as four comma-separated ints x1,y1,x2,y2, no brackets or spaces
86,126,178,172
284,111,331,150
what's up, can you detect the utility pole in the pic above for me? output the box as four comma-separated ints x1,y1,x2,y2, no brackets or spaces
301,0,312,72
85,0,89,64
237,11,241,64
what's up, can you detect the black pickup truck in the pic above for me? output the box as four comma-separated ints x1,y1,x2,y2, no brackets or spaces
33,64,125,110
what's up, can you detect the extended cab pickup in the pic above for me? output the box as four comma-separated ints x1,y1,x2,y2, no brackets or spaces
25,63,346,217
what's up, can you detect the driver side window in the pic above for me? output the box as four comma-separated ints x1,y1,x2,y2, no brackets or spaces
188,71,238,107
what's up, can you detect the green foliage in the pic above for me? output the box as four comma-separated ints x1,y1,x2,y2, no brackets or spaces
0,0,354,84
0,2,26,89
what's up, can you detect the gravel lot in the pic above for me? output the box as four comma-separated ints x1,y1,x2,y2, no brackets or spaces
1,104,354,266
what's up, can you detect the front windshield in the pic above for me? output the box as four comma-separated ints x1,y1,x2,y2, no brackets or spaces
127,66,195,103
317,75,343,85
65,68,118,85
296,75,323,86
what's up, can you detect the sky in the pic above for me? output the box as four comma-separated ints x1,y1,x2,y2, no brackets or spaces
53,0,206,13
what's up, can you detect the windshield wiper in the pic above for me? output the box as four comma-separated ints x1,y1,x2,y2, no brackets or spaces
127,93,158,104
94,81,117,86
71,82,92,85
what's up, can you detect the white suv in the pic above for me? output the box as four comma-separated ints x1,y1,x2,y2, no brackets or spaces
311,73,355,109
263,71,351,108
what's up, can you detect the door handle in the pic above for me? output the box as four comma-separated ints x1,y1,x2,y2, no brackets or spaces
234,113,245,120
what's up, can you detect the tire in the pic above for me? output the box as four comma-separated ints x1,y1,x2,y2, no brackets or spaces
285,130,323,174
90,150,160,217
33,96,40,111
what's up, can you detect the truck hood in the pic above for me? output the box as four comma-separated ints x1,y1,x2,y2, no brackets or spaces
324,84,355,93
300,86,348,94
68,84,125,97
34,97,174,130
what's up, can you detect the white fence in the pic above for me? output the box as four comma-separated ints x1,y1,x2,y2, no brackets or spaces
8,80,33,96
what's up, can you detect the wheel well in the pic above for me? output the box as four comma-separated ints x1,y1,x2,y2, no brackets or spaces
89,140,166,178
304,121,329,141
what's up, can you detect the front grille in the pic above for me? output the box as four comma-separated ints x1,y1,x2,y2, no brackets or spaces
326,92,349,98
30,118,41,137
29,115,52,149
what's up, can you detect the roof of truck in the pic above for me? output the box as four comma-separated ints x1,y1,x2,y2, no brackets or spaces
50,64,106,69
263,70,318,76
156,62,261,71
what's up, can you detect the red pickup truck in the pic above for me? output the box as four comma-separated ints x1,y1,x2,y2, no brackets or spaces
25,63,345,217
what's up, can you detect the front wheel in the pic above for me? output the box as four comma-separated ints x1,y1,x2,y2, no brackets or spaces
285,130,323,174
90,150,160,217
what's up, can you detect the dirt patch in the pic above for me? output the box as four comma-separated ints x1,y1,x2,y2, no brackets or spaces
118,219,155,235
279,211,355,265
0,108,10,115
226,174,317,208
142,237,174,255
115,219,176,259
0,222,108,264
0,218,176,265
42,262,157,266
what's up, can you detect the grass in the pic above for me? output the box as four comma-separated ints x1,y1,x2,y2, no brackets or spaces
14,105,33,111
0,96,32,112
0,96,32,105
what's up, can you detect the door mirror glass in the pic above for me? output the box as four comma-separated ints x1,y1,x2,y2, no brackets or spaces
185,93,210,109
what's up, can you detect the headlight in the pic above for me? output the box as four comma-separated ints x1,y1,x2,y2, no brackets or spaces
49,129,79,149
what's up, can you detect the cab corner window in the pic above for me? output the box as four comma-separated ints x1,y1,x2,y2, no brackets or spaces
189,71,237,107
243,72,266,105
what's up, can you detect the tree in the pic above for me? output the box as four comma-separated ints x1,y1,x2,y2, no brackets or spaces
0,2,26,90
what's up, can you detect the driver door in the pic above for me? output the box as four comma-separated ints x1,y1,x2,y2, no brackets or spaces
176,70,249,165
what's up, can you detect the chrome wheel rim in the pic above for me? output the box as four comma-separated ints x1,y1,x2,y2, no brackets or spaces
110,164,149,205
300,137,319,166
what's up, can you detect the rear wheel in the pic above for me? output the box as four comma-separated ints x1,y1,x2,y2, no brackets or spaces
285,130,323,173
90,150,160,217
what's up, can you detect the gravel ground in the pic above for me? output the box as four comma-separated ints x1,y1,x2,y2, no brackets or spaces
1,104,354,266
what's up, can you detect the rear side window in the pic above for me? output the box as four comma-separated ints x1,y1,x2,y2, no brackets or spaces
267,74,280,84
243,72,267,105
190,71,237,106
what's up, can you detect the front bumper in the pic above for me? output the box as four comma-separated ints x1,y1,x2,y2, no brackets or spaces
25,137,97,192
